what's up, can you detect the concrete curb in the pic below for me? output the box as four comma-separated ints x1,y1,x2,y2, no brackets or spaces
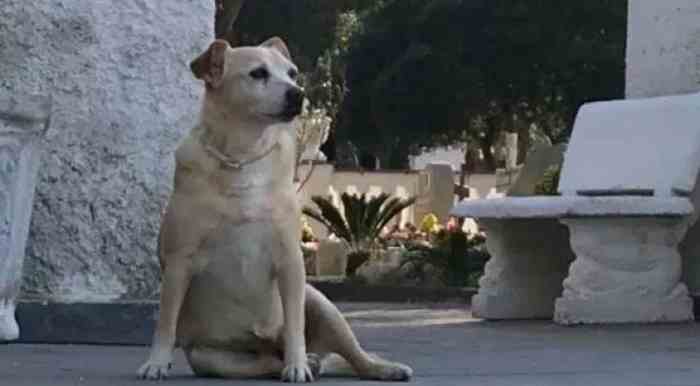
308,281,475,303
16,301,157,345
14,284,475,345
14,287,699,345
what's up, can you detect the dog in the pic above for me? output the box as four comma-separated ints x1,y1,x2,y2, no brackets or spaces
137,37,413,383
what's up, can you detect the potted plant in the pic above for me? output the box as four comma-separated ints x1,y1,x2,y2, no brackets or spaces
303,192,416,276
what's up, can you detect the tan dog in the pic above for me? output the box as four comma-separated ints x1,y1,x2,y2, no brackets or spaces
137,38,413,383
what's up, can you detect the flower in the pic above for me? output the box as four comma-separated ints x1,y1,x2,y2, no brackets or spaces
419,213,441,234
301,216,316,242
446,216,459,232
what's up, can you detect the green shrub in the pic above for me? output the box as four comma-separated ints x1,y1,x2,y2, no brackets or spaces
400,229,489,287
303,192,416,276
534,164,562,196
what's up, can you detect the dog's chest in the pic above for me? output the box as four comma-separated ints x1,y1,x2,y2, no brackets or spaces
198,219,280,282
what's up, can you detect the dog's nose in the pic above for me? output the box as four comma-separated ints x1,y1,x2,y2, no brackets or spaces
285,87,305,111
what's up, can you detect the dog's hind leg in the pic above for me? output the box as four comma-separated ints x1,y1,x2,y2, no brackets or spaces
304,285,413,381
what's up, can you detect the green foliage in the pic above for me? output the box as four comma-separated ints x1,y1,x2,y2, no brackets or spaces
534,164,562,196
235,0,375,71
303,192,417,275
401,230,490,287
234,1,374,129
336,0,627,169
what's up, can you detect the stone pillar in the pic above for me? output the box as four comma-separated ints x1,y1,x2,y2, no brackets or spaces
504,133,518,170
555,218,694,324
0,94,50,341
472,219,575,319
0,1,214,302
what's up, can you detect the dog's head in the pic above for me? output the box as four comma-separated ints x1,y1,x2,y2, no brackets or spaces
190,37,304,123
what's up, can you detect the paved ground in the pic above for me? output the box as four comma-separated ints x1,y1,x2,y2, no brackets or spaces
2,302,700,386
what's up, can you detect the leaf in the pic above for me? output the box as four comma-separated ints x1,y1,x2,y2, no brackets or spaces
307,195,352,242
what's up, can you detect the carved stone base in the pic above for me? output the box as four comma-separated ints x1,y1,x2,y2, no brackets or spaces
0,300,19,341
555,218,694,324
0,93,50,341
472,219,575,319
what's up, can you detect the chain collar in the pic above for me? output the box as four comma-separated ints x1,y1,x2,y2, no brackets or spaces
200,133,279,171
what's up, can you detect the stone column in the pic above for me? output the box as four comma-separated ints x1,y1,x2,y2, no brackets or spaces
472,219,575,319
0,94,50,341
555,218,694,324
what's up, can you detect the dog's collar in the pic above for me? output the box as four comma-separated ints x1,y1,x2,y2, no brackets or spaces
200,135,279,171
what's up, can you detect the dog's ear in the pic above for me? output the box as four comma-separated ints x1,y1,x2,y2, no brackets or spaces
190,39,229,88
260,37,291,60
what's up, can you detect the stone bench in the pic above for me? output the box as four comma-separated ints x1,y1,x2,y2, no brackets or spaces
451,92,700,324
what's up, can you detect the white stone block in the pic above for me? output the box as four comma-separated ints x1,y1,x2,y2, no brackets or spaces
316,239,348,277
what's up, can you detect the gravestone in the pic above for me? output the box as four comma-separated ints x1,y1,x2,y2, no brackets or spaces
0,1,214,302
626,1,700,293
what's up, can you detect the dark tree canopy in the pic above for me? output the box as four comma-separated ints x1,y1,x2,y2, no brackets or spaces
336,0,627,169
232,0,376,71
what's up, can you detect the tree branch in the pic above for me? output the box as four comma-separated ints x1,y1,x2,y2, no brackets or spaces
297,160,317,193
215,0,245,40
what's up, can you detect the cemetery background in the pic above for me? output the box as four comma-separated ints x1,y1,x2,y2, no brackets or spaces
0,0,699,333
3,2,700,386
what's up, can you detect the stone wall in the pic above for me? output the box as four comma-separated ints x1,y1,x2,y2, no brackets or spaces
0,1,214,301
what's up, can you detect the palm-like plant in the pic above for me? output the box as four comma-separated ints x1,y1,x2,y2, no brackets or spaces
303,192,416,275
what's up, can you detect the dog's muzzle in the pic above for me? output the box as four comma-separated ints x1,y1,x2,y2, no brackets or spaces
281,87,305,121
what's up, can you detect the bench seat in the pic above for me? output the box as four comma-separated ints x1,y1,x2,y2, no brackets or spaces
451,196,693,219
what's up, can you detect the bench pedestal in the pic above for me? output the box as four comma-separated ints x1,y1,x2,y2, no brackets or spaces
554,218,694,324
473,219,575,319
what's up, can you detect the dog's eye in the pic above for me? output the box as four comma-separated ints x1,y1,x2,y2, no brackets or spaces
250,67,269,80
288,69,298,80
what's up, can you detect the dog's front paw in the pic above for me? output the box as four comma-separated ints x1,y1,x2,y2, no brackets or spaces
281,356,316,383
138,360,172,381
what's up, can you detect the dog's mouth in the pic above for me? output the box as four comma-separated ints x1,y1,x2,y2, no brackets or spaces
268,107,303,122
